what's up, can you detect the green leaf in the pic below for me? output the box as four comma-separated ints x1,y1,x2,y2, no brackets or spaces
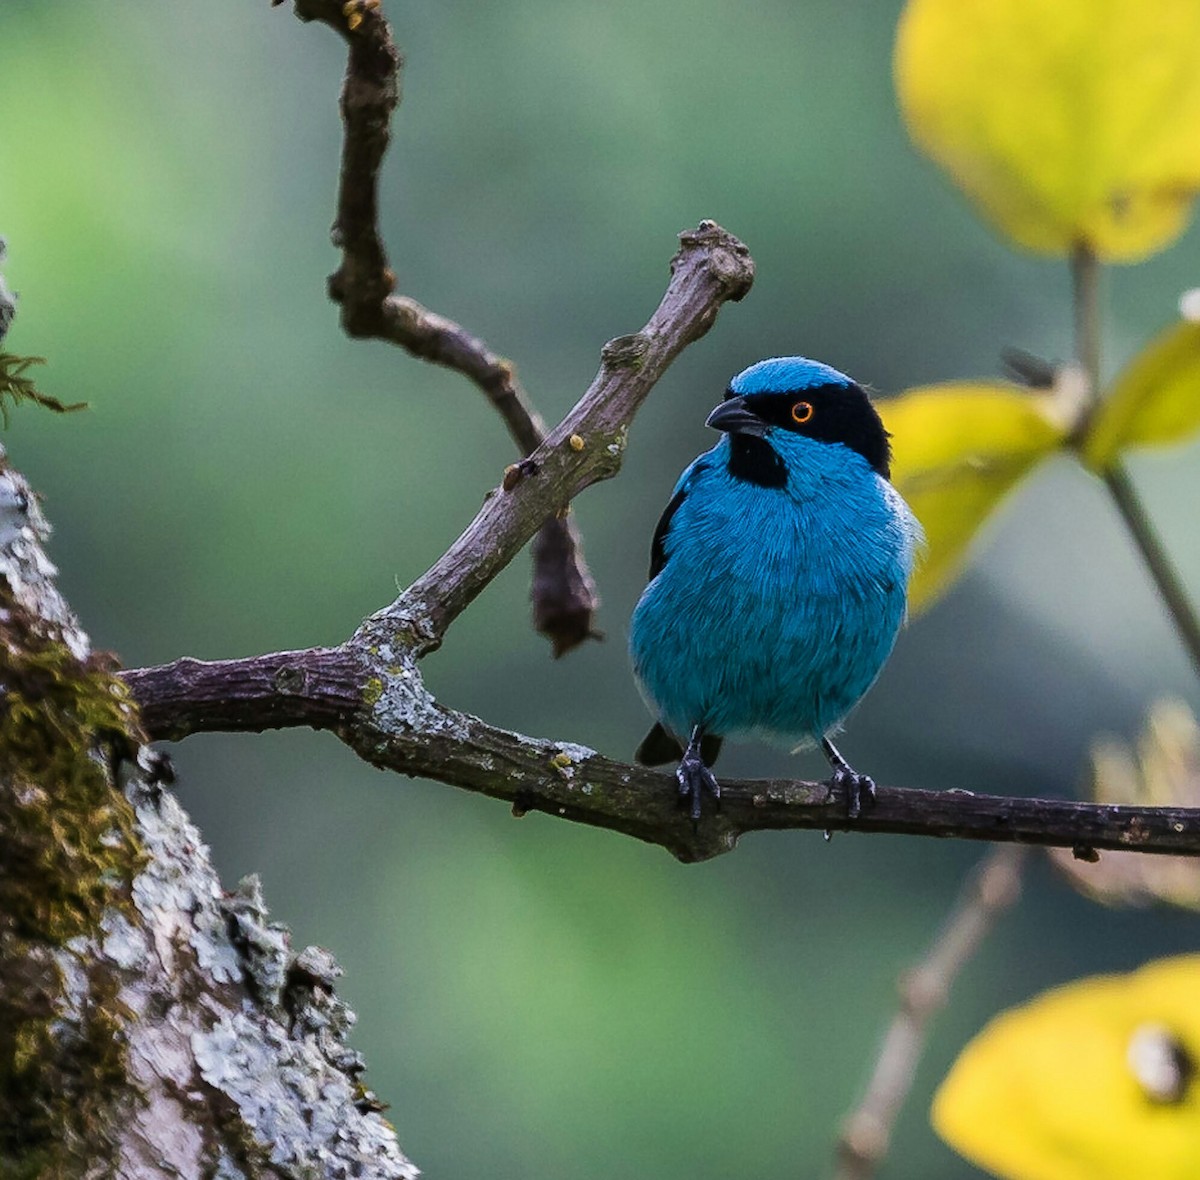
881,382,1068,612
1082,318,1200,470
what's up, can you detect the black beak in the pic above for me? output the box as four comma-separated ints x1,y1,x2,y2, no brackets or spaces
706,396,766,436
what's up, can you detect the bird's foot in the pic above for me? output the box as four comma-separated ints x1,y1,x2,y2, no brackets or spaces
821,737,877,820
829,765,876,820
676,753,720,822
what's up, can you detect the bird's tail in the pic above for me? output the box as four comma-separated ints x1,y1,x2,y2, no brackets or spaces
635,722,723,767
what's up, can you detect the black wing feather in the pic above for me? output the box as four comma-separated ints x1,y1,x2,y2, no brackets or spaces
648,461,707,580
648,487,686,581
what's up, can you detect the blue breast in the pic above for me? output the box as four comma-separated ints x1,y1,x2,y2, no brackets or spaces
629,431,919,745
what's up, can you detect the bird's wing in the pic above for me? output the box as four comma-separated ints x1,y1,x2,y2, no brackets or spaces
648,487,686,581
647,459,708,581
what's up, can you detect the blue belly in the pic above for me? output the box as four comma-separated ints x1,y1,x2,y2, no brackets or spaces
629,438,915,746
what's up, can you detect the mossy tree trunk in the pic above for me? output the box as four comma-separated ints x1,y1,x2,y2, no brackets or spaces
0,449,415,1178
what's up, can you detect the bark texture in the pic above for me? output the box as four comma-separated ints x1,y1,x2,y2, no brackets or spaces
291,0,600,655
0,447,415,1178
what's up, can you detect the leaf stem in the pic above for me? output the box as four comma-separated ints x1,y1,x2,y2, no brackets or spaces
1103,464,1200,676
1070,242,1102,411
1071,241,1200,678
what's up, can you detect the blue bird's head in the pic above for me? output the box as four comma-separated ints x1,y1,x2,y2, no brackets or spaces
706,356,891,484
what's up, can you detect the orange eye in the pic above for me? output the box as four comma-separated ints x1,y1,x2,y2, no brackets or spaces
791,400,814,424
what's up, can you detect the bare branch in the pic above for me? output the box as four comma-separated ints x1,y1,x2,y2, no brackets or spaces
118,177,1195,867
120,190,1196,868
286,0,599,652
123,649,1200,865
531,514,603,656
385,221,754,648
123,647,364,741
833,846,1027,1180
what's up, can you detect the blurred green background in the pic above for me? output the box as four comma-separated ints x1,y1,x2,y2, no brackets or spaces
4,1,1200,1177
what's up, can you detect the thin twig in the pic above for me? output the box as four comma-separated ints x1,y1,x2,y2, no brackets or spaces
832,845,1027,1180
1104,464,1200,677
383,222,754,648
1069,242,1101,424
1070,241,1200,677
286,0,599,654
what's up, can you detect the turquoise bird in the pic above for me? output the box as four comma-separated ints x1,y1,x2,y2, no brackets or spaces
629,357,921,819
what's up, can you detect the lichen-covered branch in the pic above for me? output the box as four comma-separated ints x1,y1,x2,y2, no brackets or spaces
0,237,15,343
1,444,414,1177
119,202,1200,869
126,647,365,740
284,0,599,653
124,645,1200,865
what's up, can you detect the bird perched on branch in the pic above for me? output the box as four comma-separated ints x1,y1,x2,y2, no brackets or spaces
629,357,921,820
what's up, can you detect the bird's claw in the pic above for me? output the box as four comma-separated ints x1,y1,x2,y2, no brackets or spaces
676,754,720,822
830,765,876,820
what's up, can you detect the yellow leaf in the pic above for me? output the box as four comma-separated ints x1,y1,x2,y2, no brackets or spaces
933,955,1200,1180
895,0,1200,261
1082,318,1200,469
881,383,1067,612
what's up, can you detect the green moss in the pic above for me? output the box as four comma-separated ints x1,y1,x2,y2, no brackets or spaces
0,591,145,1172
363,676,385,707
11,1022,41,1074
600,332,649,370
0,619,144,943
0,1147,55,1180
0,352,87,426
0,974,133,1173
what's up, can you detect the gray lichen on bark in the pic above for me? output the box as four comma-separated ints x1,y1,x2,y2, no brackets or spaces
0,426,416,1176
0,238,15,344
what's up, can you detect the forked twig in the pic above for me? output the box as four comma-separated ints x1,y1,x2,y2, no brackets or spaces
833,845,1028,1180
287,0,598,653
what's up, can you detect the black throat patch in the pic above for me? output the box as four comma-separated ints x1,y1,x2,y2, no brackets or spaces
737,383,891,478
727,434,786,488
